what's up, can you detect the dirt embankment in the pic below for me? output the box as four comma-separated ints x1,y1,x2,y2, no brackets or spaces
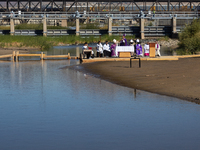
73,58,200,104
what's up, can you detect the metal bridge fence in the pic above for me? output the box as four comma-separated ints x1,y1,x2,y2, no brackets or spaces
0,26,184,36
0,12,198,20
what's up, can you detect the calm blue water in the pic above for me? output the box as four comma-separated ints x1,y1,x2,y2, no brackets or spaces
0,60,200,150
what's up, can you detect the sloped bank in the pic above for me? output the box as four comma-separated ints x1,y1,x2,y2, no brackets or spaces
72,58,200,104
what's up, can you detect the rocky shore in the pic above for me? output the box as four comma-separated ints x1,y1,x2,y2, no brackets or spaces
139,38,179,48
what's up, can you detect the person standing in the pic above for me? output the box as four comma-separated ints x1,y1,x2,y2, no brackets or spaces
103,41,110,57
96,41,103,57
155,41,161,57
135,39,143,57
144,42,150,57
120,34,127,46
129,39,135,56
110,39,117,57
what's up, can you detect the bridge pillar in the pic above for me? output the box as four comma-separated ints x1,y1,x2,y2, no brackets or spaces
76,18,80,36
172,17,176,34
171,17,177,38
61,20,67,27
43,16,47,37
108,17,112,36
140,18,145,39
10,18,15,36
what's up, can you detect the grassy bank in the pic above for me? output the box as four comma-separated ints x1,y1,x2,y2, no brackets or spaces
0,35,135,50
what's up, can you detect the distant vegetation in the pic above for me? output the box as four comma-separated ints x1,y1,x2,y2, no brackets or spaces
157,36,169,41
0,34,136,50
15,23,68,30
177,19,200,55
0,26,10,30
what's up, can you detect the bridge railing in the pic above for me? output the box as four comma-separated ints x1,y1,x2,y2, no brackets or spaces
0,12,198,20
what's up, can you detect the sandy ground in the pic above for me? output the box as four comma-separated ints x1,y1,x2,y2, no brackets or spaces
72,58,200,104
0,47,39,55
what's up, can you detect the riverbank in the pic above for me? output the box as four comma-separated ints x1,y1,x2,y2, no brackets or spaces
0,47,39,55
0,35,180,51
72,58,200,104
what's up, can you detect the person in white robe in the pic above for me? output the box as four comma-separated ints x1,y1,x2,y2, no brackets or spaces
96,41,103,57
144,42,150,57
155,41,161,57
103,41,110,57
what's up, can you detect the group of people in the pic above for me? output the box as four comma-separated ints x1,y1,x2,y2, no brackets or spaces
82,35,161,59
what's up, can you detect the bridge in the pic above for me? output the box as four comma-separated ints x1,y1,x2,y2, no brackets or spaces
0,0,200,12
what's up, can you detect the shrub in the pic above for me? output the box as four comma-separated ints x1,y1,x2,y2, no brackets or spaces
178,19,200,54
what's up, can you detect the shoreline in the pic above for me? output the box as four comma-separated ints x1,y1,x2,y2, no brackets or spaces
70,58,200,104
0,47,39,55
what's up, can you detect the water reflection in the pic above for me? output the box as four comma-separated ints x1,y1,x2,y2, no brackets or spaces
0,60,200,150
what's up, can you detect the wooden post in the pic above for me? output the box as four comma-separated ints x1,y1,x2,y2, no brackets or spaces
76,18,80,36
68,53,71,59
10,18,15,36
41,52,44,60
16,51,19,61
108,17,112,35
12,51,15,61
43,15,47,37
140,18,145,39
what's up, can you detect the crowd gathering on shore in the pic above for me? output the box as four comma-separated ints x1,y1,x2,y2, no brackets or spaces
82,34,161,59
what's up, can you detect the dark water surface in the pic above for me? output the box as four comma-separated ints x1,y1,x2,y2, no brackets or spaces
0,60,200,150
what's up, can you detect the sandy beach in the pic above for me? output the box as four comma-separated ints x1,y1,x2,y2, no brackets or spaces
73,58,200,104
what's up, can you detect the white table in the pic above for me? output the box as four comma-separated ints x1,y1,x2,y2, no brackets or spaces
115,46,135,56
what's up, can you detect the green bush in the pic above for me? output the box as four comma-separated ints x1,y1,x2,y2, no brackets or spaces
80,23,100,29
178,19,200,54
15,23,68,30
157,36,169,41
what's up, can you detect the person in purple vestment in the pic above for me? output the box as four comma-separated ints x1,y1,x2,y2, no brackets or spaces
135,39,143,57
110,39,117,57
120,34,127,46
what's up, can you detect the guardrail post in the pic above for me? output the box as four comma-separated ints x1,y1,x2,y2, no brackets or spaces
140,17,144,39
68,53,71,59
12,51,15,61
10,18,15,35
108,17,112,36
16,51,19,61
76,18,80,36
41,52,44,60
43,15,47,37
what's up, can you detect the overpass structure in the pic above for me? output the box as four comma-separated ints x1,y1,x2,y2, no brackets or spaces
0,0,200,12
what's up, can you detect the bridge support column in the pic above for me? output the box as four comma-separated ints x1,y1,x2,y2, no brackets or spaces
61,19,67,27
10,18,15,36
172,17,176,34
76,18,80,36
108,17,112,36
171,17,177,38
140,18,145,39
43,16,47,37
